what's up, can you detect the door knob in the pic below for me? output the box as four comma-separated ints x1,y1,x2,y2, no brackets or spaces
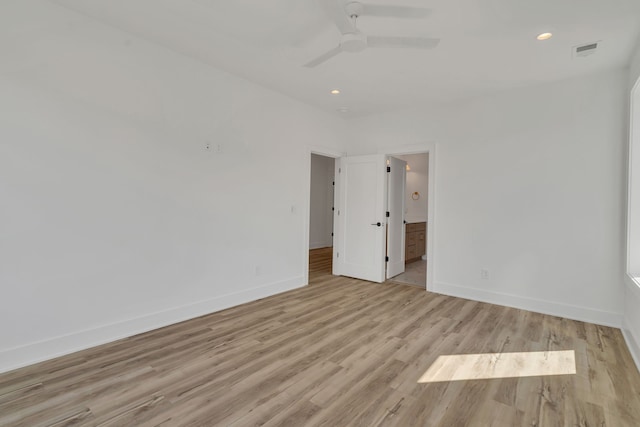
371,222,382,227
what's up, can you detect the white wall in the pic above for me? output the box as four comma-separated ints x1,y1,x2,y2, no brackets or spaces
0,2,346,373
2,1,636,376
348,68,628,327
623,37,640,371
309,154,334,249
395,153,429,224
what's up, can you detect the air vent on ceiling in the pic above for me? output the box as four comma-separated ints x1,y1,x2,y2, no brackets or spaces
573,42,599,58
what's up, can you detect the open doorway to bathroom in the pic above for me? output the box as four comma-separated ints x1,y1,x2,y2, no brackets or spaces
389,152,429,287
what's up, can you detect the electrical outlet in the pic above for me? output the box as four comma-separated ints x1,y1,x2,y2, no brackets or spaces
481,269,489,279
205,142,223,153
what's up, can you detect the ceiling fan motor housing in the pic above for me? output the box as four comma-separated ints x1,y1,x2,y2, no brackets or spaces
341,31,367,52
345,1,365,17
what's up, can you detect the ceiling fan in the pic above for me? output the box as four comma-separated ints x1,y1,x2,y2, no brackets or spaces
304,0,440,68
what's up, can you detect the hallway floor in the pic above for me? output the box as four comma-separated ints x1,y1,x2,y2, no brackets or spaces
391,259,426,288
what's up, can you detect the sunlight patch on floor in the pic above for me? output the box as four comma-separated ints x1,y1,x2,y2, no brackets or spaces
418,350,576,383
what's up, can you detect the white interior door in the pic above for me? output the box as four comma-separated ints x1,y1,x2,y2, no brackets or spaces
333,154,387,283
386,156,406,278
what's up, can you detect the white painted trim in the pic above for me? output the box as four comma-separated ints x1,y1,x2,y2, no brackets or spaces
332,157,343,277
309,241,332,250
310,146,345,159
622,326,640,375
623,276,640,374
627,76,640,275
380,143,436,292
426,148,435,293
432,280,622,328
621,76,640,376
0,276,304,374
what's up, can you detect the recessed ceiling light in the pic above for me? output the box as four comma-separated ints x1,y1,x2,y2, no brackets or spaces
536,32,553,41
330,89,341,95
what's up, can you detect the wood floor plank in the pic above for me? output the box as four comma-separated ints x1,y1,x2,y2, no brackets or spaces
1,247,640,426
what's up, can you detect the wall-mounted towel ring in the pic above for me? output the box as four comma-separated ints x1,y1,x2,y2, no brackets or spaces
411,192,420,200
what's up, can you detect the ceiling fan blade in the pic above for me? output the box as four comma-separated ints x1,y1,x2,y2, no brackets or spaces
304,45,343,68
360,4,432,19
367,36,440,49
322,0,356,34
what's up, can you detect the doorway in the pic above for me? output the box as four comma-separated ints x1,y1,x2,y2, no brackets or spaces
305,146,434,291
308,153,335,279
388,153,429,288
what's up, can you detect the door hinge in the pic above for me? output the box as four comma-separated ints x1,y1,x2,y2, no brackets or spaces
385,256,389,262
336,252,339,258
332,181,335,185
332,207,334,211
386,211,390,218
338,168,341,173
331,232,334,237
387,166,391,173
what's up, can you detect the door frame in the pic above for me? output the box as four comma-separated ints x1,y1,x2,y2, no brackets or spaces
304,146,345,285
304,143,435,291
381,143,436,291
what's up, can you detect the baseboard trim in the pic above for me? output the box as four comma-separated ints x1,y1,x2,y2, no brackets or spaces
622,326,640,374
0,276,305,374
309,242,332,250
622,278,640,374
432,281,622,328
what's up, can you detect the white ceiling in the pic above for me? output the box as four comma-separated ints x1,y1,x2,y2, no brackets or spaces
27,0,640,115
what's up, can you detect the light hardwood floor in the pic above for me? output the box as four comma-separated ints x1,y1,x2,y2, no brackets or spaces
1,247,640,426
